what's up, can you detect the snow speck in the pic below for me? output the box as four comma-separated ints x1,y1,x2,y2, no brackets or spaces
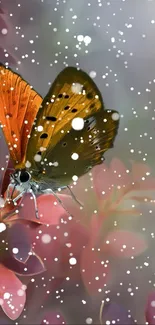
112,112,120,121
0,223,6,233
69,257,77,265
71,117,84,130
71,153,79,160
41,234,52,244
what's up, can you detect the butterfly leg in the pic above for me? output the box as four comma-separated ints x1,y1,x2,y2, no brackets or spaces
2,188,24,220
12,189,39,219
28,189,39,219
43,189,72,217
3,183,14,205
67,186,84,208
10,184,16,200
12,190,26,204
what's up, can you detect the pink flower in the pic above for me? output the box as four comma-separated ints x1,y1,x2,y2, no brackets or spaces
99,301,135,325
0,157,75,319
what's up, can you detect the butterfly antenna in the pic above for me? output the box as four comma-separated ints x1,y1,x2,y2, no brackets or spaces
6,168,15,171
67,186,84,207
0,167,15,172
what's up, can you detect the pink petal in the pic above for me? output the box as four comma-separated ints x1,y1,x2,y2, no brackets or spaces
101,302,134,324
18,193,67,224
58,216,90,255
0,131,9,193
30,224,69,277
18,193,84,225
133,178,155,191
93,159,130,202
0,7,5,14
131,162,151,182
26,276,63,318
31,221,84,279
33,231,66,277
90,214,106,243
0,264,26,320
92,164,115,200
110,158,131,185
41,311,66,325
80,244,109,295
0,15,8,33
145,291,155,324
1,159,14,197
3,253,45,276
102,230,148,258
7,222,31,263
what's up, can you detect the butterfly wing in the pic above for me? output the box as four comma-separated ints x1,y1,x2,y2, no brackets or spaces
27,67,104,160
0,64,42,168
35,109,119,188
25,67,119,187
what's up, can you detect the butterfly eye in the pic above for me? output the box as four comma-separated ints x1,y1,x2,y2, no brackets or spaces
19,170,31,183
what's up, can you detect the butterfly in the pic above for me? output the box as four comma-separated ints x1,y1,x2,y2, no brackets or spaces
0,64,119,218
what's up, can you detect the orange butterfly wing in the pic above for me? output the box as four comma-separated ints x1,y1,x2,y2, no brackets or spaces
0,64,42,168
25,67,119,188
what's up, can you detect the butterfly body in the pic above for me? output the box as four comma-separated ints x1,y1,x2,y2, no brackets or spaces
0,64,120,217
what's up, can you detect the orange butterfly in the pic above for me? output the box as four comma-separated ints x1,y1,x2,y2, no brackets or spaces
0,64,119,218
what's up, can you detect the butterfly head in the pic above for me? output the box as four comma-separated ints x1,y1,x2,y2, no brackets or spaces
11,169,31,188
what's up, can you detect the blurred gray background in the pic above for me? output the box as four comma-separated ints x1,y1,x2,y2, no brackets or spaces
1,0,155,324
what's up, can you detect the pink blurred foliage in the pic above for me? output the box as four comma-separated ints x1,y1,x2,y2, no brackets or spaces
57,157,155,300
40,311,66,325
89,158,155,258
102,229,148,258
93,158,155,217
145,291,155,324
0,4,17,66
